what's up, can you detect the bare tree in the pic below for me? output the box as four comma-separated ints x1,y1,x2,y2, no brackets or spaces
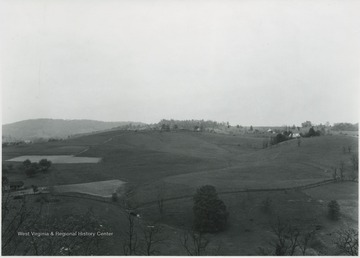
156,184,166,218
25,208,104,255
332,167,338,181
2,192,104,255
272,219,299,255
339,161,345,181
298,230,315,255
349,154,358,181
335,227,358,255
122,212,139,255
141,224,165,255
2,193,36,255
350,154,358,172
180,228,210,256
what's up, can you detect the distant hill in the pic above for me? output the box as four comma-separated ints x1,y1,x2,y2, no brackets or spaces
2,119,145,141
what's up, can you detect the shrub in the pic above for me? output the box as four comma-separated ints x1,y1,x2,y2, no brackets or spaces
25,167,37,177
270,133,288,145
111,192,118,202
193,185,228,233
261,197,273,213
306,127,321,137
23,159,31,168
39,159,52,172
328,200,340,220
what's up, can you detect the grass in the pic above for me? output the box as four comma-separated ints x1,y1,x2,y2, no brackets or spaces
6,155,101,164
2,129,358,255
53,179,126,197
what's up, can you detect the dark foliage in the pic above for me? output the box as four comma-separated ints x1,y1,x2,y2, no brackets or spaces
301,121,312,128
328,200,340,220
25,166,37,177
332,123,358,131
270,133,288,145
158,119,226,132
39,159,52,172
193,185,229,233
301,127,321,138
22,159,31,168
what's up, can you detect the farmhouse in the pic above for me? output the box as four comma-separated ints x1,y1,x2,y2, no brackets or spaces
267,129,275,133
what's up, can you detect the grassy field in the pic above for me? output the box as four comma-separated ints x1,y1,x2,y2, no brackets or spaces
6,155,101,163
53,179,126,197
2,129,358,255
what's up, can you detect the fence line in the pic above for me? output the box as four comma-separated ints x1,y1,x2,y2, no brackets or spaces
38,179,355,210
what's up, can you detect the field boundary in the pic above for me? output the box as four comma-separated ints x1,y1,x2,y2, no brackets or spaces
33,179,356,211
137,179,357,209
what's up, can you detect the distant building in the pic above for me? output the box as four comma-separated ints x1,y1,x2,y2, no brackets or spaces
267,129,273,133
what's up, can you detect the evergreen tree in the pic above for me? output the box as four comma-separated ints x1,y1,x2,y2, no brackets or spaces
193,185,228,233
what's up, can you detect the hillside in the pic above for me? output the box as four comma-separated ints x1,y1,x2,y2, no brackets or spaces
2,129,358,255
3,130,357,191
2,119,144,141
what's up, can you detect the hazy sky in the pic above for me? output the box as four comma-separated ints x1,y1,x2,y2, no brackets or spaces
1,0,359,126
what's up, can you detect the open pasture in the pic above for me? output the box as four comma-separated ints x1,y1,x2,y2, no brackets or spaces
7,155,101,164
138,187,335,255
304,182,358,225
53,179,126,197
2,129,358,255
1,143,91,160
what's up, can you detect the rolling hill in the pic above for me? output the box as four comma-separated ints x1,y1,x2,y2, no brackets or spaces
2,128,358,255
2,118,144,141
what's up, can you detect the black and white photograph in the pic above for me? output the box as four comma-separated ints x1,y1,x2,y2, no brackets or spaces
1,0,359,255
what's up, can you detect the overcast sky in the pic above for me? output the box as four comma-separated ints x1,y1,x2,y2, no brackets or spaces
1,0,359,126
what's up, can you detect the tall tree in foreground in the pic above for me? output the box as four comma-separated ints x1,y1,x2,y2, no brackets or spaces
193,185,228,233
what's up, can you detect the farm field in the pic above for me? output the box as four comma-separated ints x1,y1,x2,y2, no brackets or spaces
7,155,101,164
53,179,126,197
2,129,358,255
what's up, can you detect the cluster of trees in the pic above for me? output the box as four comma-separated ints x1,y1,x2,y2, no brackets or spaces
120,211,167,255
23,159,52,177
331,154,358,182
332,123,358,131
301,121,313,128
301,127,322,137
258,218,316,255
120,184,227,255
158,119,227,132
2,192,107,255
267,129,301,146
266,126,324,147
270,133,290,146
2,141,31,148
257,200,357,256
